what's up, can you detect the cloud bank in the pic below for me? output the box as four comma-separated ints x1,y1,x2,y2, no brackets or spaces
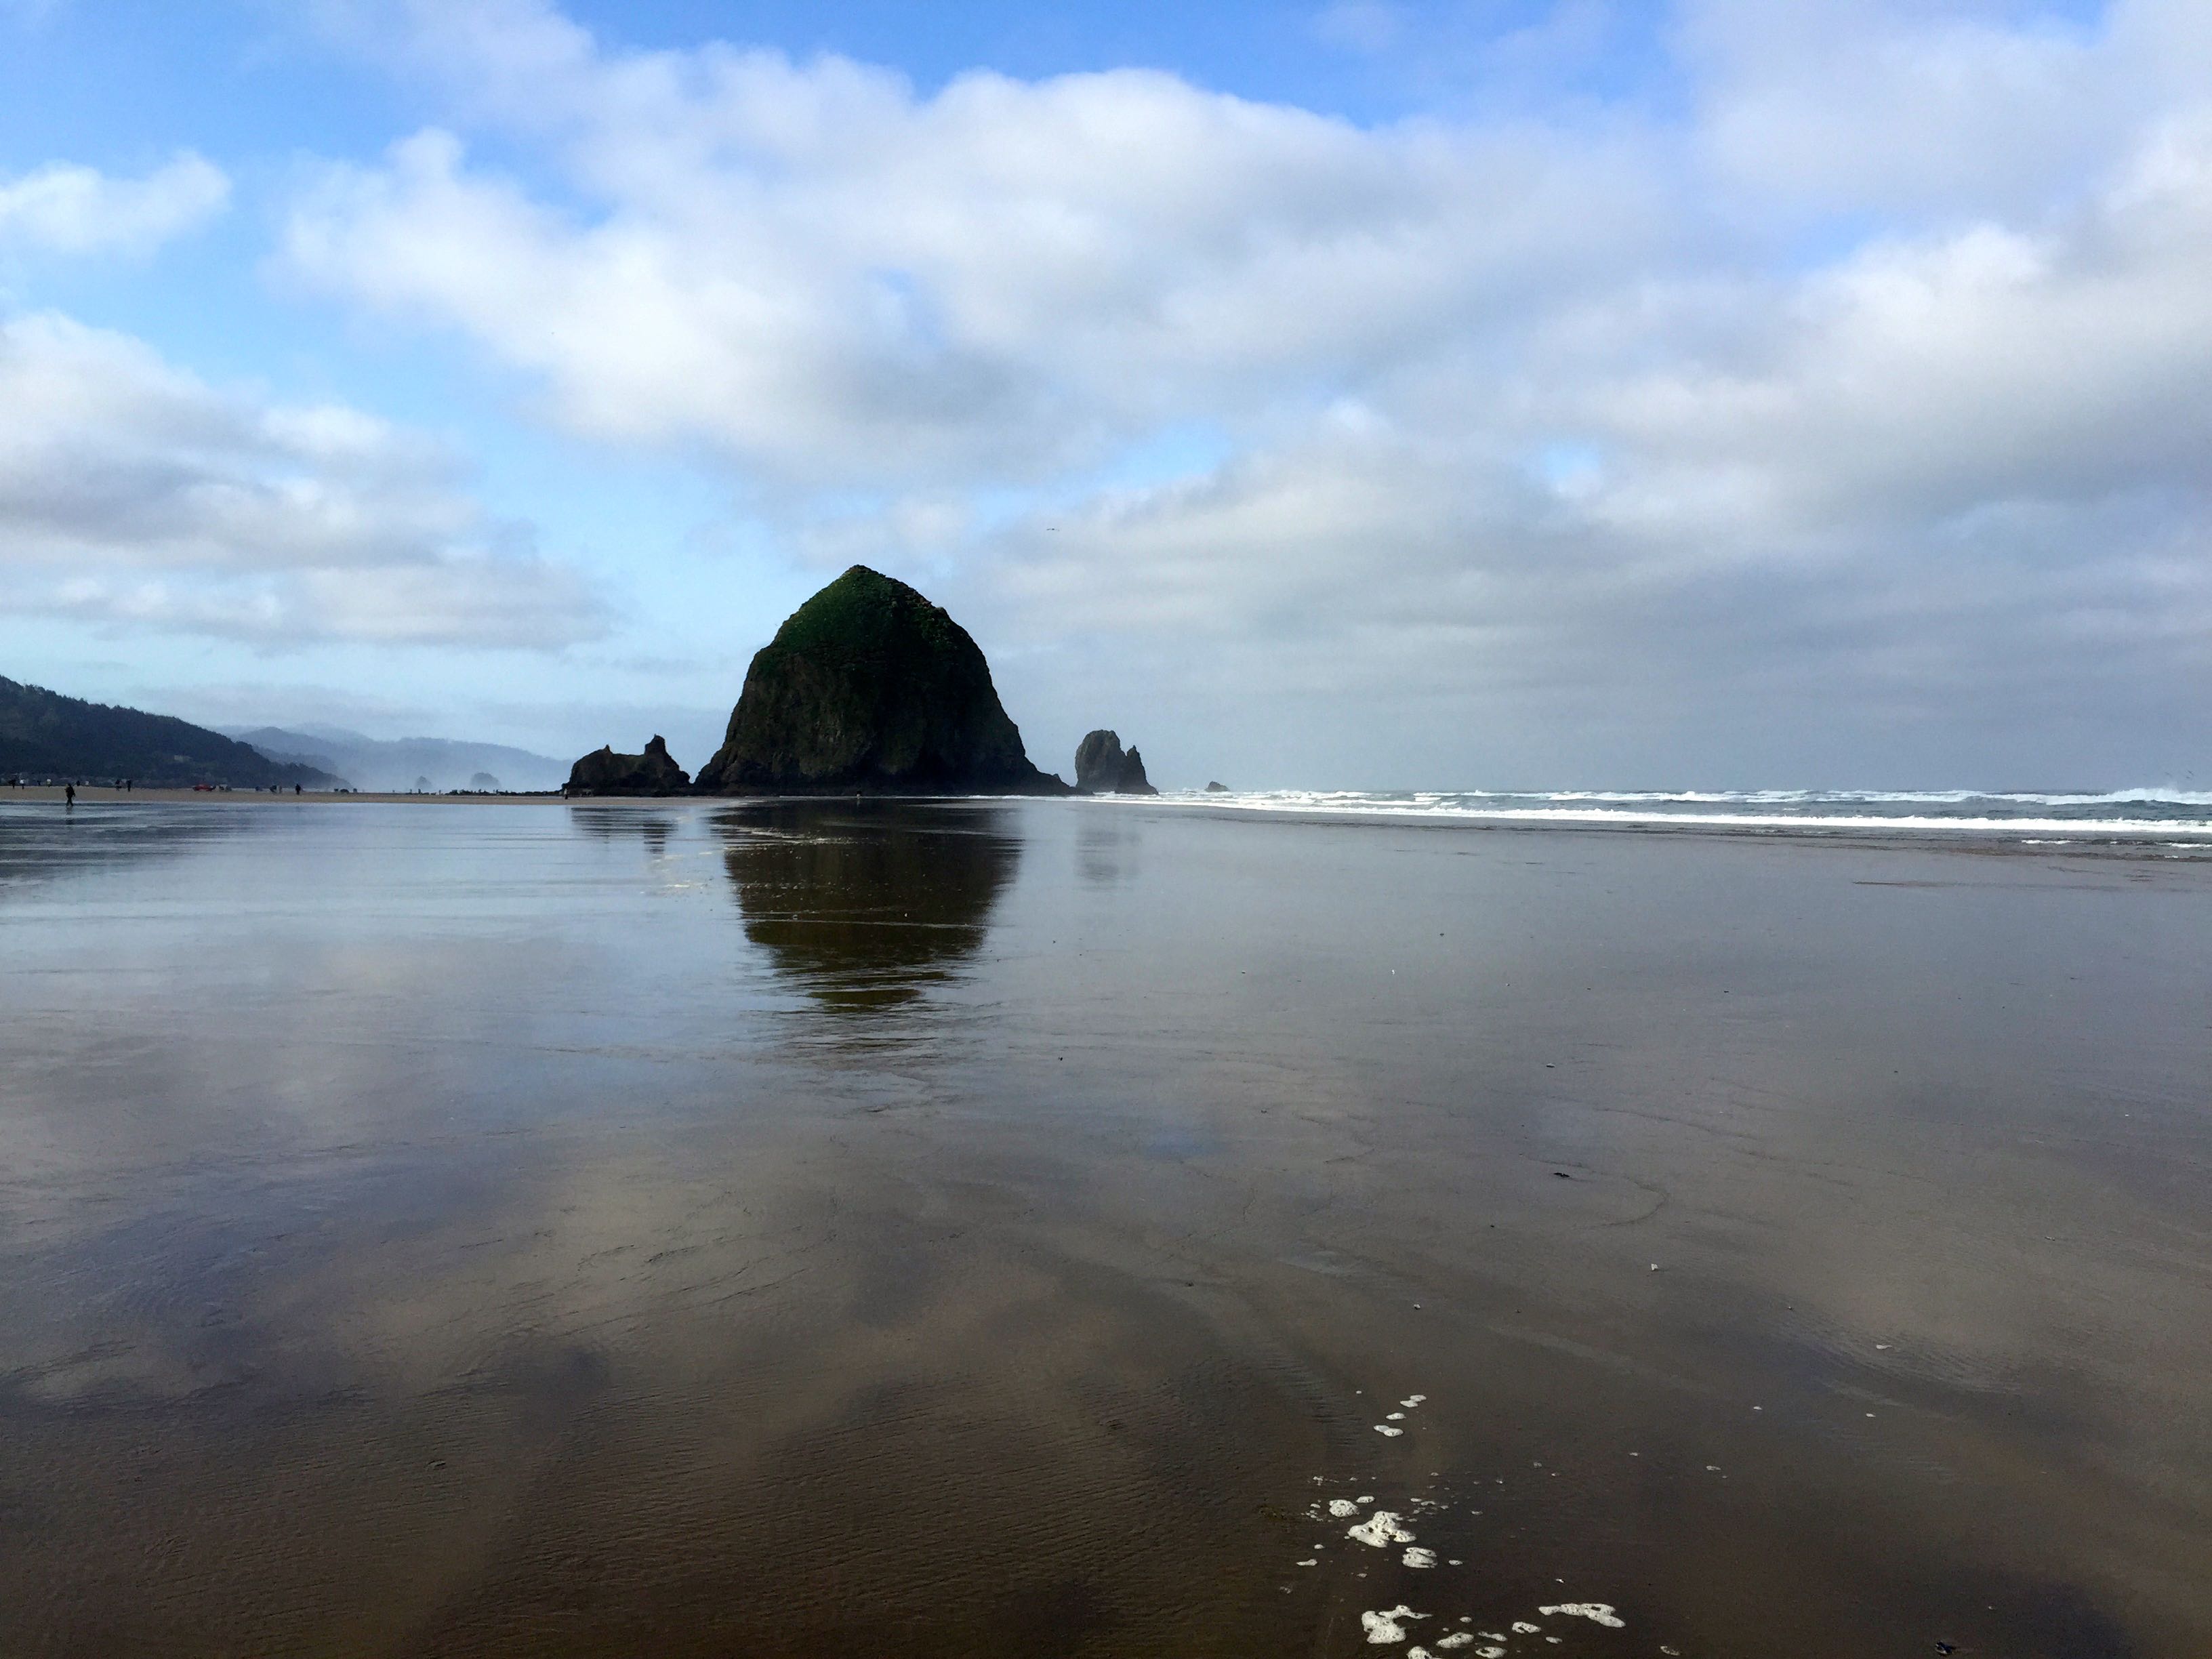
262,0,2212,777
0,312,604,649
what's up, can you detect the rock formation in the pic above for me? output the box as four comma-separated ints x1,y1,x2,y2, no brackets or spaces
695,566,1067,795
1204,781,1229,792
565,735,692,796
1073,730,1159,795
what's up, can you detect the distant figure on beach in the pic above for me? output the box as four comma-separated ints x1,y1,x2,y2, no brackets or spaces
64,783,75,807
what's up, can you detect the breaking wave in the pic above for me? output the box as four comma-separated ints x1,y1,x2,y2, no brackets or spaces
1132,787,2212,840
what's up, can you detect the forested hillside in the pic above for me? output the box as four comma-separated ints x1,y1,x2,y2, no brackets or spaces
0,678,342,787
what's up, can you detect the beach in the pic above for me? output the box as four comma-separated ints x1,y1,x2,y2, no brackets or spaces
1,785,558,805
1,796,2205,1656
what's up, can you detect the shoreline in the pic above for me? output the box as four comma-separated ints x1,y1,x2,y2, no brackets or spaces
0,785,565,805
1122,793,2212,845
8,786,2211,859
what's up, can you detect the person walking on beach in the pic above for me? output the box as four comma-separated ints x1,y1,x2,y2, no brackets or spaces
64,783,75,808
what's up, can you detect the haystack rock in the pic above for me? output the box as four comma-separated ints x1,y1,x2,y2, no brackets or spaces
565,735,691,797
695,566,1067,796
1074,730,1159,796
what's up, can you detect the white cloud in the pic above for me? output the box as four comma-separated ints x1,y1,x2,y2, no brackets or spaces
0,312,604,648
0,152,230,256
281,0,2212,781
286,8,1673,487
1572,155,2212,533
1681,0,2212,222
857,98,2212,778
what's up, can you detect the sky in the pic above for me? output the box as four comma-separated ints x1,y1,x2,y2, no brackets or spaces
0,0,2206,790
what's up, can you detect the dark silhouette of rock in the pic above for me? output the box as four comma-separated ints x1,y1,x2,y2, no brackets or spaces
1073,729,1159,795
719,799,1019,1012
696,565,1067,795
1204,781,1229,792
565,735,692,797
1073,730,1118,790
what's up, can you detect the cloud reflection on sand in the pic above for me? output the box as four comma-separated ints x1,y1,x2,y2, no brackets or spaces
0,802,2204,1655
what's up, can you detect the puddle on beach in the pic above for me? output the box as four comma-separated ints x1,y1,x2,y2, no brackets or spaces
0,798,2206,1656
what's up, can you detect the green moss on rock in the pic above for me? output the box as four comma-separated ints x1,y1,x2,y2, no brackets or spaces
696,567,1066,795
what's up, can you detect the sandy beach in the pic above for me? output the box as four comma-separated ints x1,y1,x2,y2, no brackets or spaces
1,796,2206,1656
3,785,565,805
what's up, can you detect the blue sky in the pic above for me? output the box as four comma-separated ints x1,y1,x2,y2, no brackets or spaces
1,0,2205,787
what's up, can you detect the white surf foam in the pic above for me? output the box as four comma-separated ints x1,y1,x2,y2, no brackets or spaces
1363,1605,1429,1643
1136,786,2212,840
1540,1603,1625,1628
1349,1511,1417,1547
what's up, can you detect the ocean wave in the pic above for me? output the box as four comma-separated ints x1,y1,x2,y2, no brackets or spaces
1281,786,2212,809
1134,787,2212,838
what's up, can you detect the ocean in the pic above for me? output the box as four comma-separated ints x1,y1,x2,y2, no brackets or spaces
1,796,2206,1656
1138,785,2212,842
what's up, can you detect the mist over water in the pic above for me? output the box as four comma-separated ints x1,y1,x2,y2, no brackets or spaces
0,798,2207,1656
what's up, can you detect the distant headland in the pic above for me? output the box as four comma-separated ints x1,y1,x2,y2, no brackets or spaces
0,676,340,790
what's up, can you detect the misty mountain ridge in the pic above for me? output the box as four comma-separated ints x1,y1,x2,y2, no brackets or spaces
229,726,569,794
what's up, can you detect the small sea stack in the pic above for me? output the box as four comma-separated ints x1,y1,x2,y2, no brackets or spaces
565,735,691,796
1074,730,1158,796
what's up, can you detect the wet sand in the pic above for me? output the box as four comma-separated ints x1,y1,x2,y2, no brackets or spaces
0,798,2206,1656
2,785,557,804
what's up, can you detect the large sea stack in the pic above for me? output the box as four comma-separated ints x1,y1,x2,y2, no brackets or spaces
565,736,691,796
696,566,1066,796
1073,730,1158,795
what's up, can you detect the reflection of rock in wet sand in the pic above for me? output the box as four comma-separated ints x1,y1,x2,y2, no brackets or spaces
1078,815,1137,886
566,805,678,856
718,800,1019,1010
